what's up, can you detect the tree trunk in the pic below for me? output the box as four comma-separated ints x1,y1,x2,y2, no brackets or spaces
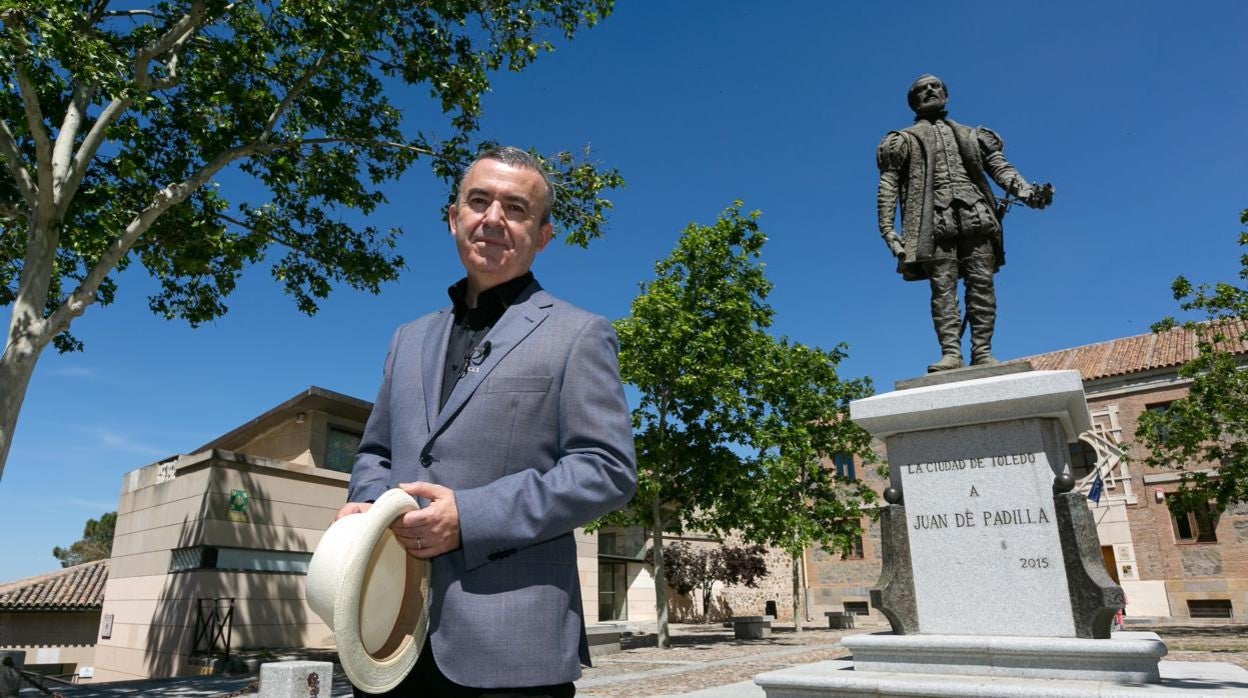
792,553,803,633
651,496,671,648
0,338,42,481
1,212,58,482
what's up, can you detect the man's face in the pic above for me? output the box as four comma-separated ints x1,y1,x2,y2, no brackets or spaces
911,77,947,117
448,158,553,293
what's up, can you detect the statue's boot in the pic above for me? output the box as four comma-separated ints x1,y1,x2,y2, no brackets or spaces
927,261,963,372
965,255,999,366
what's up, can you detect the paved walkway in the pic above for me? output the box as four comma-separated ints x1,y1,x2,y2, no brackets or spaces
22,623,1248,697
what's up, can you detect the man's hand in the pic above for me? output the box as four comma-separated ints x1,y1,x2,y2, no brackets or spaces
391,482,462,559
334,501,371,520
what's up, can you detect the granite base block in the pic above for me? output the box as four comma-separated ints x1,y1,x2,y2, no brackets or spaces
755,659,1248,697
870,504,917,634
1054,491,1124,638
841,632,1165,683
259,661,334,698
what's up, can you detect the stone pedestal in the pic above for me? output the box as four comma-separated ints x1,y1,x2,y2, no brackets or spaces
754,369,1176,696
850,369,1121,639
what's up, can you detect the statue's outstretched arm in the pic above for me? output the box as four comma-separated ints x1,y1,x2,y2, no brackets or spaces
979,127,1053,209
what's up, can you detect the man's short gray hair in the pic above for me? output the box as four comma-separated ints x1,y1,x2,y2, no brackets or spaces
457,146,556,225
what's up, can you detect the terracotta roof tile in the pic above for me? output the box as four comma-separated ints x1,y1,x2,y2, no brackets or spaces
0,559,108,611
1020,318,1248,382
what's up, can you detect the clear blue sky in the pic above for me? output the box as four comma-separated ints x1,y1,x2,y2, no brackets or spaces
2,1,1245,581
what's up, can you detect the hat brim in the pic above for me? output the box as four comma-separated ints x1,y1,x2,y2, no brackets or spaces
307,488,430,693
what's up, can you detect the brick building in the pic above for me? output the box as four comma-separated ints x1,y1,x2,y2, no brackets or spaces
1025,319,1248,622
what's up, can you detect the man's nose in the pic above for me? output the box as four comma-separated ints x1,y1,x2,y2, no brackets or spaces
482,200,505,225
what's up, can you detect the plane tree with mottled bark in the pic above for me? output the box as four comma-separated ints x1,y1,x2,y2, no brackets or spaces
0,0,624,480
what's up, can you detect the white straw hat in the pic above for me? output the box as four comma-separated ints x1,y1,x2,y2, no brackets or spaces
306,488,430,693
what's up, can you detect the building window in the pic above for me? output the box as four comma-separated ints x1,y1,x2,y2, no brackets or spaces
1068,441,1097,480
1186,599,1233,619
1144,402,1171,443
843,601,870,616
598,526,647,560
1172,500,1218,543
598,561,628,621
325,428,362,473
170,546,312,574
833,453,855,480
841,535,864,560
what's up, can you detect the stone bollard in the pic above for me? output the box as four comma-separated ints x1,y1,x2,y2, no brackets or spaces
259,661,334,698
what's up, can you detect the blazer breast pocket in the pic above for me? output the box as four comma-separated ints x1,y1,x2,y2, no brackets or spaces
485,375,552,393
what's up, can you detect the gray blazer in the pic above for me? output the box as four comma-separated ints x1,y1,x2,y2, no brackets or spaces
347,280,637,688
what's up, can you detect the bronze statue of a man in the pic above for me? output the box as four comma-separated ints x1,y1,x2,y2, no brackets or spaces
876,75,1052,372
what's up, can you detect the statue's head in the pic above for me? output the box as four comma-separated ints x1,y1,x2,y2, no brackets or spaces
907,74,948,119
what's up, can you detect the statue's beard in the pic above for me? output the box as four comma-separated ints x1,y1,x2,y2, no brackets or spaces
913,106,948,121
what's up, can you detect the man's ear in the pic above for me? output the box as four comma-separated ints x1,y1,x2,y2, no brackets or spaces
537,222,553,251
447,205,458,236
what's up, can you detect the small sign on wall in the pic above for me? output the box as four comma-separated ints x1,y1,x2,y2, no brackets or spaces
78,667,94,679
227,489,250,522
99,613,113,639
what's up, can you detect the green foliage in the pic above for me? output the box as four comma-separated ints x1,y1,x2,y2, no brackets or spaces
608,202,774,536
607,201,876,640
0,0,622,343
52,510,116,567
1137,209,1248,511
644,541,767,620
740,338,876,558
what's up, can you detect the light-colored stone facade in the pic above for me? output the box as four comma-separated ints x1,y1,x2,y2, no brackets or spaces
91,449,350,682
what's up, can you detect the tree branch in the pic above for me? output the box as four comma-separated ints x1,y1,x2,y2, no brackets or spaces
104,10,163,19
261,137,438,158
259,51,336,142
57,96,132,219
11,61,53,211
213,210,327,262
134,1,206,90
43,133,437,340
0,203,28,220
0,119,37,208
52,85,94,195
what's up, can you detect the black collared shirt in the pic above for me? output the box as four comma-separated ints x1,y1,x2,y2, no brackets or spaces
439,272,535,410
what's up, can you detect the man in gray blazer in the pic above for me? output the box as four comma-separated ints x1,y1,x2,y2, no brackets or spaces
338,146,637,697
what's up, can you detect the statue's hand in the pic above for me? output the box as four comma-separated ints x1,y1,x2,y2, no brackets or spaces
885,234,905,259
1023,183,1054,209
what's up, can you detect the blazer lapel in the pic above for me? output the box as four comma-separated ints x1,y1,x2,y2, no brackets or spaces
422,308,454,431
429,286,553,438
